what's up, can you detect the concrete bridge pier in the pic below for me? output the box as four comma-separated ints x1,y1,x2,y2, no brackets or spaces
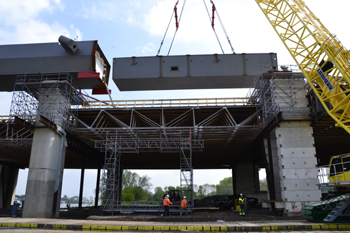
271,121,321,214
23,89,68,218
0,163,19,209
263,77,322,214
235,163,257,195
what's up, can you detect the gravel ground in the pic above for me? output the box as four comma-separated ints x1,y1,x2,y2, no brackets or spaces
87,208,304,222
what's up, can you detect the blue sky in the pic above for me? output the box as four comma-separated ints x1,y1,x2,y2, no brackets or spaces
1,0,349,196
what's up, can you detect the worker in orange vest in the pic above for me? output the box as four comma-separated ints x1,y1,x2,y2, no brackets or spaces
180,196,188,215
162,195,173,216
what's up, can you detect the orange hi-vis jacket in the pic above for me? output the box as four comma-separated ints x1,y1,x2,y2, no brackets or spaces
181,199,187,208
163,198,173,206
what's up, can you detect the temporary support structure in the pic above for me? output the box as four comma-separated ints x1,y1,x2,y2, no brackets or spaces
9,73,84,128
101,134,121,212
97,136,199,214
249,65,310,123
180,146,193,208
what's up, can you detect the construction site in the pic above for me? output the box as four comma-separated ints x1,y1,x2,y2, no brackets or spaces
1,0,350,231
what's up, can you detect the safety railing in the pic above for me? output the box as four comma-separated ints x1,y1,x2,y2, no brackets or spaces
80,97,253,109
0,116,10,122
317,160,350,186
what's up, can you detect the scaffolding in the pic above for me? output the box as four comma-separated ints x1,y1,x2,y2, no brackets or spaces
101,134,121,212
180,146,193,208
9,73,85,129
98,136,199,214
249,65,311,123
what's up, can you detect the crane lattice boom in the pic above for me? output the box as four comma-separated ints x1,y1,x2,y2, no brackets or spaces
256,0,350,134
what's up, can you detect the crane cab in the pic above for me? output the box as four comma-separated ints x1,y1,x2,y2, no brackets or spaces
329,154,350,184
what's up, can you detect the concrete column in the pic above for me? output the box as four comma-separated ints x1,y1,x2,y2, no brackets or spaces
95,165,101,207
23,88,67,218
0,164,19,209
269,78,321,214
236,163,255,195
118,168,123,202
79,168,85,208
274,121,321,214
52,144,66,218
269,131,282,200
231,165,237,195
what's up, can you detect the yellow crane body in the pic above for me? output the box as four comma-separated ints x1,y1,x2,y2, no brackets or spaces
256,0,350,134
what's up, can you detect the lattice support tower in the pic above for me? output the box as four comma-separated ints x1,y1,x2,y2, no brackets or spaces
180,142,194,209
9,73,84,129
249,65,310,123
101,134,121,213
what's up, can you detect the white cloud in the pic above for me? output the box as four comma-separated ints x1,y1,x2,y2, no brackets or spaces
0,0,79,44
0,0,63,25
141,42,155,54
78,0,119,21
142,0,350,64
0,20,81,44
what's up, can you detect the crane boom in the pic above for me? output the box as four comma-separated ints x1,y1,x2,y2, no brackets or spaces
256,0,350,134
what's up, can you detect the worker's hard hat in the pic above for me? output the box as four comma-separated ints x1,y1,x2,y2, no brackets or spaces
166,195,169,198
240,193,243,196
183,196,186,199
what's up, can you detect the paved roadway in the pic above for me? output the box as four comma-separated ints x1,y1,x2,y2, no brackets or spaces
0,229,347,233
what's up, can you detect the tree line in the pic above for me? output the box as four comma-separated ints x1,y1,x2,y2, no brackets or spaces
120,171,267,202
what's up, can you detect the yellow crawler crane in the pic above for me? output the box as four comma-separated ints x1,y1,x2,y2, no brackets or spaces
256,0,350,134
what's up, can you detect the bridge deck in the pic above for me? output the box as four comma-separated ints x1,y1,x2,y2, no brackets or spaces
1,97,349,169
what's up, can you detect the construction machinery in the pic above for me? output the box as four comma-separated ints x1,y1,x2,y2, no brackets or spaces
328,154,350,185
301,154,350,222
254,0,350,222
255,0,350,135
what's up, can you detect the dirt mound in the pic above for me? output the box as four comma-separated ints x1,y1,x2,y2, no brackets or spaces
194,195,230,207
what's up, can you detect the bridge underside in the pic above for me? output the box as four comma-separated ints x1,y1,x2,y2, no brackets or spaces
1,105,349,169
1,106,263,169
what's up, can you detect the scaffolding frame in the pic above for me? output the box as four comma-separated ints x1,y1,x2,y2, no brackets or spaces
180,146,194,209
98,134,199,214
4,75,265,213
249,65,311,123
102,133,121,212
9,73,85,128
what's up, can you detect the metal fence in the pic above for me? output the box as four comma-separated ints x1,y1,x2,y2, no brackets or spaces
80,97,253,109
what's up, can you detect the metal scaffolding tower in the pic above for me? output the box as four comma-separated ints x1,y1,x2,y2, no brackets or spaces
180,146,193,208
9,73,84,128
249,65,310,123
101,134,121,212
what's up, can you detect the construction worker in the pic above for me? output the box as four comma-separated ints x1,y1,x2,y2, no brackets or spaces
239,193,246,216
180,196,188,216
66,202,70,211
162,195,173,216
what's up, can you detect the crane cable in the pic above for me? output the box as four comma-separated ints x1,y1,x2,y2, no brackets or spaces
215,1,235,54
204,0,235,54
203,0,224,54
167,0,187,56
156,1,177,56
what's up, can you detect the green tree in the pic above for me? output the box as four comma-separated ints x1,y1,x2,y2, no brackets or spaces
121,170,152,201
260,178,267,191
122,189,135,201
153,186,165,201
216,177,233,195
15,195,25,202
